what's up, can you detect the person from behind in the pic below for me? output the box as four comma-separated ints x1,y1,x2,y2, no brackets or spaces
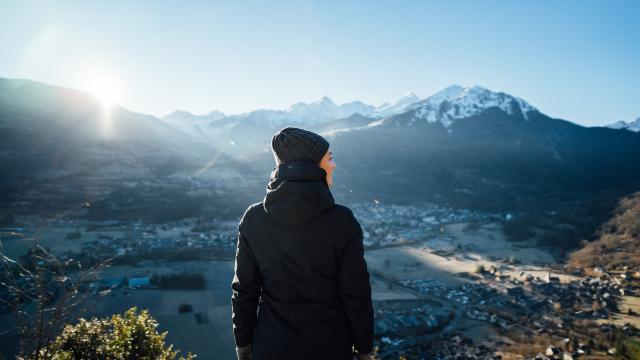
231,127,374,360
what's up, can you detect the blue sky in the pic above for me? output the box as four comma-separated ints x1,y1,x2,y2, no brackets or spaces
1,0,638,126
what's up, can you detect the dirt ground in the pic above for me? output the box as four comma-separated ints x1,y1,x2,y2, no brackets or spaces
429,222,556,265
365,221,575,289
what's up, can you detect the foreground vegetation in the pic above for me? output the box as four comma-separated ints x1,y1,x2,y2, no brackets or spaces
24,307,195,360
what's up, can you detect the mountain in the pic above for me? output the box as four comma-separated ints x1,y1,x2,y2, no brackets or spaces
286,96,376,125
4,77,640,240
163,109,226,123
159,97,379,156
312,113,377,134
161,110,226,138
607,117,640,132
158,93,424,153
159,85,544,157
160,85,640,213
0,77,260,220
161,96,377,134
369,85,536,129
0,78,202,170
567,191,640,271
315,85,640,209
372,92,421,118
159,96,378,154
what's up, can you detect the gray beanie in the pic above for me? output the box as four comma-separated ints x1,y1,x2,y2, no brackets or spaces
271,127,330,165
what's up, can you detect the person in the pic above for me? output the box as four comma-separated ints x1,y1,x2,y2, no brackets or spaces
231,127,374,360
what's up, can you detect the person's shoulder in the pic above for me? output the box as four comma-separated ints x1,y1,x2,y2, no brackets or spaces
330,203,354,216
327,205,362,246
244,201,263,216
239,202,264,229
326,203,359,226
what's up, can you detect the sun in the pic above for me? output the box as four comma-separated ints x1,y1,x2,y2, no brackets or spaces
86,72,123,108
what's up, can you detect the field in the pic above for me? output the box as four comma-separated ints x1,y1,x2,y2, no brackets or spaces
1,224,86,259
87,260,236,360
365,222,574,288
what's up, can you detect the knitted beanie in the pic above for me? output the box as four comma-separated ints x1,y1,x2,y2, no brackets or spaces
271,127,330,165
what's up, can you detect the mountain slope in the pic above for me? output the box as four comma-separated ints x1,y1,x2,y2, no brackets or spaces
369,85,536,128
158,93,424,153
0,77,258,219
318,86,640,211
373,92,421,118
567,191,640,271
161,110,226,137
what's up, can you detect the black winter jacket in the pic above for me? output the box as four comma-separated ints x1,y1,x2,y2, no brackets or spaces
231,160,374,360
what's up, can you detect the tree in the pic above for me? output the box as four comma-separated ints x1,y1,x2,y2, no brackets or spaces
30,307,195,360
0,243,108,359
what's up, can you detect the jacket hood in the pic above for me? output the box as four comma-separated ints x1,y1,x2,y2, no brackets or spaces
263,160,335,226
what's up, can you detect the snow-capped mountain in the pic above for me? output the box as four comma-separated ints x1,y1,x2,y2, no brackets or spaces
161,92,424,135
367,85,538,129
373,92,421,118
161,85,543,147
607,117,640,132
412,85,536,127
163,109,226,123
161,96,380,136
286,96,376,125
161,110,226,137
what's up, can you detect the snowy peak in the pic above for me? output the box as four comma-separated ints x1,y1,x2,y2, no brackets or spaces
161,86,542,137
160,109,226,138
424,84,465,104
606,117,640,132
398,92,420,104
162,109,225,123
607,120,628,130
410,85,538,127
373,92,422,118
287,96,335,112
285,96,375,125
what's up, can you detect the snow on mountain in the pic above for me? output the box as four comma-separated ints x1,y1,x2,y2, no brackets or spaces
191,96,376,131
162,85,540,137
163,110,225,123
231,109,291,129
286,96,375,125
607,121,627,130
408,85,538,128
606,117,640,132
161,110,226,137
373,92,421,118
162,92,423,135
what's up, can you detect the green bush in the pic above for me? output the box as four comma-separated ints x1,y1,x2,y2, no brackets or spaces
30,307,195,360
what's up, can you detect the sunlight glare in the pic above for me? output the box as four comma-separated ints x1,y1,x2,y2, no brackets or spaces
86,72,123,108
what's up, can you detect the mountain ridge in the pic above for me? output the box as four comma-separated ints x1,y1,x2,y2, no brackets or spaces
607,117,640,132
